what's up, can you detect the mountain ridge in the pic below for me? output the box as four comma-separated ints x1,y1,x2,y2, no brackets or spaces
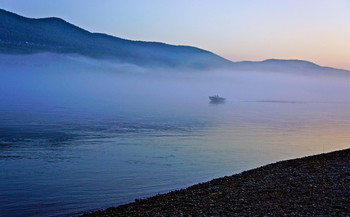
0,8,231,68
0,8,348,73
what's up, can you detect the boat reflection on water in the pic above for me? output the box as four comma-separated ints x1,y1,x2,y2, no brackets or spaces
209,95,226,104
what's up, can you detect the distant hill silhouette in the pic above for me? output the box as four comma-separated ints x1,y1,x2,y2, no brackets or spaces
0,8,349,74
0,9,230,68
232,59,349,75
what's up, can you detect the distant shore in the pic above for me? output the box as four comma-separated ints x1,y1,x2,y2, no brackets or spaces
82,149,350,216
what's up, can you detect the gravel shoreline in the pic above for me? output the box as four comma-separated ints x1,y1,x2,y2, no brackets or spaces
82,149,350,216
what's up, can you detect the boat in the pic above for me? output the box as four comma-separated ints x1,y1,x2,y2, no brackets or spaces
209,95,226,103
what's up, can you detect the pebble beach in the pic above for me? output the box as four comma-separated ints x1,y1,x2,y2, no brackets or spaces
82,148,350,216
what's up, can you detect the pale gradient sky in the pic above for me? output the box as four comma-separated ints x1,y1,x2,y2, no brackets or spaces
1,0,350,70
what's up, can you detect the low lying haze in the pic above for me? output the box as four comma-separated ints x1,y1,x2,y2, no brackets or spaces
1,54,349,114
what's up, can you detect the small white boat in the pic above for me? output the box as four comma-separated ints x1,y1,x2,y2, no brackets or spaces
209,95,226,103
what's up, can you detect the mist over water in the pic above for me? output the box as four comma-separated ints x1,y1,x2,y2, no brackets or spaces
1,54,349,217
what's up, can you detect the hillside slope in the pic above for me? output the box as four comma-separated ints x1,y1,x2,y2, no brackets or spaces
0,8,348,74
0,9,230,68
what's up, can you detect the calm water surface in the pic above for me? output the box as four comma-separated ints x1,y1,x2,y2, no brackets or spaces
0,63,349,216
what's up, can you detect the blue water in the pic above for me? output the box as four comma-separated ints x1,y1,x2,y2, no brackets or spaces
1,56,349,216
1,100,349,217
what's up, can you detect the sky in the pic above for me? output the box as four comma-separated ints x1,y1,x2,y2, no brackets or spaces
1,0,350,70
